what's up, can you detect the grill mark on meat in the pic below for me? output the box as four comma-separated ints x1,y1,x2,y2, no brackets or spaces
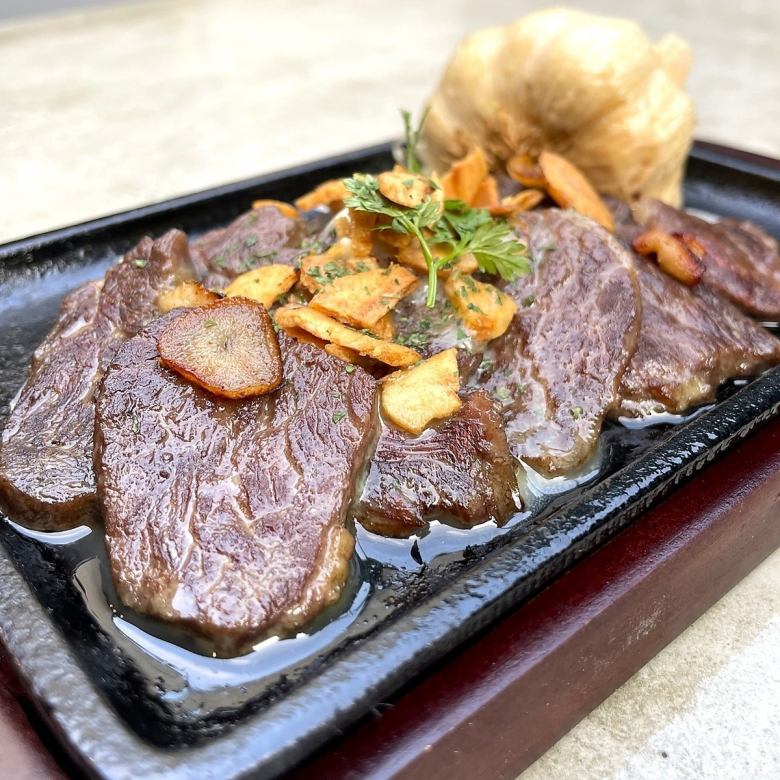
0,230,195,529
480,209,641,476
95,320,377,649
192,207,305,290
631,198,780,319
354,391,519,537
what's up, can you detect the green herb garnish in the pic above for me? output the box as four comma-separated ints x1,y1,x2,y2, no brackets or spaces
204,318,217,329
343,177,529,308
400,108,428,174
332,410,347,424
344,364,356,374
133,258,147,268
396,331,428,351
571,406,584,419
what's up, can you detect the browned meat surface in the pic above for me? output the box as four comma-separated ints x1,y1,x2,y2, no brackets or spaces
0,230,194,529
479,209,640,475
193,206,305,290
94,321,377,648
354,390,518,537
618,259,780,416
632,199,780,319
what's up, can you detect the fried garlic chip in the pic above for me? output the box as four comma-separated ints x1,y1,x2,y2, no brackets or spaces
381,348,462,435
441,147,489,203
224,265,298,308
156,281,220,314
157,298,282,399
250,199,299,220
538,151,614,232
299,242,380,294
633,228,703,286
444,274,518,341
310,264,418,329
275,305,420,367
294,178,349,212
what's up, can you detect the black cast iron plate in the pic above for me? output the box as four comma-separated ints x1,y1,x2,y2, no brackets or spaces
0,142,779,779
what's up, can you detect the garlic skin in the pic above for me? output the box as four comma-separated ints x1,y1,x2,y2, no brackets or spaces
422,9,695,206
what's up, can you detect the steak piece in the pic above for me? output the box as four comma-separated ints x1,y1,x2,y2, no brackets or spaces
354,391,519,537
0,230,194,529
193,206,305,290
95,321,377,648
607,199,780,415
480,209,640,476
632,198,780,319
618,259,780,416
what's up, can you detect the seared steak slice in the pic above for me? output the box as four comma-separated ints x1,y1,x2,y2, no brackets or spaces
632,199,780,319
95,322,377,647
0,230,194,529
481,209,640,476
354,390,518,537
618,259,780,416
193,206,304,290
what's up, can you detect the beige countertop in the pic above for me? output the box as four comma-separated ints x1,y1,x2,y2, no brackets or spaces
1,1,779,777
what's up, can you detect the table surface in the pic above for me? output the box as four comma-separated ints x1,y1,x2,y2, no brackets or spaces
1,1,779,777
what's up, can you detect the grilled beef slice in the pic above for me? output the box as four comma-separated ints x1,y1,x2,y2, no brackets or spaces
607,199,780,415
617,259,780,416
94,321,377,647
355,390,518,537
0,230,194,529
193,206,305,290
480,209,641,476
631,198,780,319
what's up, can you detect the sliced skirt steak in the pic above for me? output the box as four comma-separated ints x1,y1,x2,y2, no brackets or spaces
94,322,378,648
631,198,780,319
193,206,305,290
354,390,519,537
608,200,780,415
480,209,641,476
0,230,195,529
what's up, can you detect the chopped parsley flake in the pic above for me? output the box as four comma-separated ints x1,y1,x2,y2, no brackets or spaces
344,364,356,374
132,258,147,268
204,318,217,329
571,406,584,419
332,410,347,424
396,331,428,350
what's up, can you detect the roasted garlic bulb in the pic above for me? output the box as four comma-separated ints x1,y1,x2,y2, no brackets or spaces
422,9,695,206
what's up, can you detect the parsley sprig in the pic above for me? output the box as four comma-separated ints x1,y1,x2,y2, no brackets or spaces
343,174,443,306
400,108,428,174
343,176,529,307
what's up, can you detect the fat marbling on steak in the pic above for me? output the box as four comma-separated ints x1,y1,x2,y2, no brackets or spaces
355,390,519,537
479,209,641,476
94,321,377,647
631,198,780,319
0,230,195,529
